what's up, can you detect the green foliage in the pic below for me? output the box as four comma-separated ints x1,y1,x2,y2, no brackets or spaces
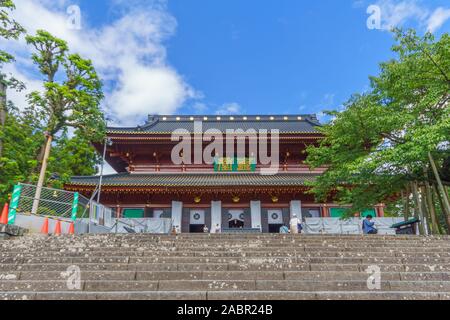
0,0,25,40
0,106,43,203
0,0,26,75
25,30,105,141
47,130,100,189
0,106,101,203
0,26,104,204
306,29,450,219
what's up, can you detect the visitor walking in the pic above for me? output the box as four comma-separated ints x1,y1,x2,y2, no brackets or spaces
289,214,302,234
211,224,221,234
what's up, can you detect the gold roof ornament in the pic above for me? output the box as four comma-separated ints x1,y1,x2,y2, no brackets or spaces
194,196,201,203
271,195,279,203
232,195,240,203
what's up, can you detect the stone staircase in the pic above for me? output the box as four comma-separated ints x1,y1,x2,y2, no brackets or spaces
1,234,450,300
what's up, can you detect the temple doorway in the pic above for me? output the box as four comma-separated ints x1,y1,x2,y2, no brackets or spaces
189,224,205,233
229,219,244,229
228,210,245,229
189,209,205,233
268,209,283,233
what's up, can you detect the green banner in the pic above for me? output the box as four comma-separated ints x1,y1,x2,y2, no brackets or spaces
214,157,256,172
8,184,22,225
71,192,79,221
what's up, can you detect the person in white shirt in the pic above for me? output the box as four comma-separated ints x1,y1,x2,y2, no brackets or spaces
211,224,221,234
289,214,302,234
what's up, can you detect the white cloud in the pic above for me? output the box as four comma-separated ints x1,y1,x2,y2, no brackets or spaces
109,65,197,123
375,0,429,31
372,0,450,32
2,64,43,111
215,102,242,115
1,0,200,125
427,7,450,33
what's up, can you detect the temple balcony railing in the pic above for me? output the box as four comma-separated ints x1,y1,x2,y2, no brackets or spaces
128,164,327,174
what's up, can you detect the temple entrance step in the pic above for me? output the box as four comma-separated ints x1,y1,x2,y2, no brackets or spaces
1,234,450,300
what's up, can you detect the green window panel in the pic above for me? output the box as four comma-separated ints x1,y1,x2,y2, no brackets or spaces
123,208,144,218
330,208,346,218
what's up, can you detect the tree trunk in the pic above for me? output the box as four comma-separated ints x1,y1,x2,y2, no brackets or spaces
412,181,425,235
402,187,410,222
0,81,6,159
31,134,53,215
420,185,432,235
429,152,450,229
434,184,450,234
424,180,440,235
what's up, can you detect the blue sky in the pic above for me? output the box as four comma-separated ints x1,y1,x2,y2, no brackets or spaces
3,0,450,125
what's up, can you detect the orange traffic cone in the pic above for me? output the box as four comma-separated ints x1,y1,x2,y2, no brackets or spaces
68,222,75,235
41,217,49,234
0,203,8,225
54,220,62,236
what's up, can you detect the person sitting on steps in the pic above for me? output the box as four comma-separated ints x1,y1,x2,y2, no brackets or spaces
362,215,378,235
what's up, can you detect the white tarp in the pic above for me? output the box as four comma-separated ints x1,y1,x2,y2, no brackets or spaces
323,218,341,234
116,218,172,234
303,217,403,235
341,218,361,234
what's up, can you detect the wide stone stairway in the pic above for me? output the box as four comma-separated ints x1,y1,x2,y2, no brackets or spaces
1,233,450,300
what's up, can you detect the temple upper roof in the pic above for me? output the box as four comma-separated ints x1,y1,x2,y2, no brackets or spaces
107,114,321,135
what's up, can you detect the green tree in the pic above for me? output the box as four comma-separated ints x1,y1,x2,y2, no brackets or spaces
306,29,450,234
0,105,43,203
0,0,25,158
25,30,105,213
47,130,100,189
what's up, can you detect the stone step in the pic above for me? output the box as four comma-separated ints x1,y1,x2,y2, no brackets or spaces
2,234,450,301
4,237,449,248
23,238,450,244
3,236,449,242
2,280,450,292
9,234,446,239
3,250,450,259
1,291,448,300
5,270,450,281
3,242,450,251
3,255,450,265
3,262,450,272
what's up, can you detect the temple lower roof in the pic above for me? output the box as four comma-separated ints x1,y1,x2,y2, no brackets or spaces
68,173,320,187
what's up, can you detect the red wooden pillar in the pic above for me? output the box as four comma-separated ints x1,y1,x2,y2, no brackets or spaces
377,205,385,217
116,205,122,218
322,205,330,217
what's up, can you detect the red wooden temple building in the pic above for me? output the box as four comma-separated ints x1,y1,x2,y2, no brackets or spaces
64,114,384,233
